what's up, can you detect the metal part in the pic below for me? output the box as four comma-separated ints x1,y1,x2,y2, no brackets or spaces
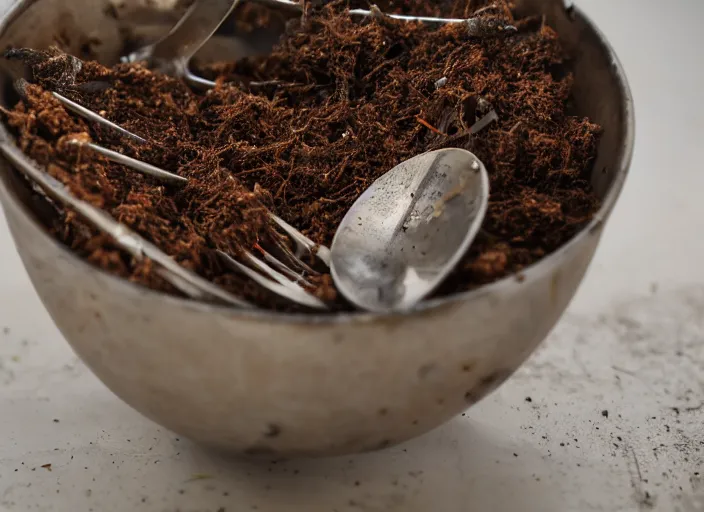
218,250,327,309
0,0,633,456
53,91,147,144
271,214,332,268
331,149,489,312
68,140,188,184
124,0,241,77
252,0,517,28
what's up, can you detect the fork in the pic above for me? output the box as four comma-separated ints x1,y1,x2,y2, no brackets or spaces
0,0,514,309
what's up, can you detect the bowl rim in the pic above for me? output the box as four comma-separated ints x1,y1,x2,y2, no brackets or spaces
0,2,635,326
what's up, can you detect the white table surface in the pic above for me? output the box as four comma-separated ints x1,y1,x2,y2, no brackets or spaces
1,1,703,510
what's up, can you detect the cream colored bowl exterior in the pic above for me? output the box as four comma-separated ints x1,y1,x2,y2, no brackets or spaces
0,0,634,456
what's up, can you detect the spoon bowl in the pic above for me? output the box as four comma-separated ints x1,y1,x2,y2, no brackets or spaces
331,149,489,312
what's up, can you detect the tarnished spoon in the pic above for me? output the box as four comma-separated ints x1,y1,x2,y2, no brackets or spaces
331,148,489,312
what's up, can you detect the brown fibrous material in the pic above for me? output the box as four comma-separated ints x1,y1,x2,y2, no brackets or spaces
2,0,601,311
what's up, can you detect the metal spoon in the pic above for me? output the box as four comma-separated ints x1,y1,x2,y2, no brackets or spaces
124,0,241,79
330,148,489,313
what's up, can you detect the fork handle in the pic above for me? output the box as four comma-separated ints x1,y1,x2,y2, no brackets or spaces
249,0,302,13
146,0,241,71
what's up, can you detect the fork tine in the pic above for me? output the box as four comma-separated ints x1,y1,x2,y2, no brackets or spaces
183,68,217,90
249,0,300,12
255,244,314,285
0,139,250,308
247,0,511,26
183,68,296,91
52,91,147,144
270,214,331,268
243,250,307,288
68,139,188,185
349,8,467,23
14,79,147,144
268,234,319,275
217,250,328,309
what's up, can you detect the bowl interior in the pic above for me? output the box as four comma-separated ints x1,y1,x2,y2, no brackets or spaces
0,0,634,317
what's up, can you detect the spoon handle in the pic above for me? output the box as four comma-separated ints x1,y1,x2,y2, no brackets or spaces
247,0,473,24
136,0,241,71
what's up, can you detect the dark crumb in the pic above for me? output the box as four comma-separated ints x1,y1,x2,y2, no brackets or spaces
4,0,601,311
375,439,392,450
602,410,609,418
525,397,532,403
513,453,518,457
265,424,281,438
53,419,60,423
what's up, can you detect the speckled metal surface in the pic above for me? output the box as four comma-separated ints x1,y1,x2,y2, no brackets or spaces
0,0,702,510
